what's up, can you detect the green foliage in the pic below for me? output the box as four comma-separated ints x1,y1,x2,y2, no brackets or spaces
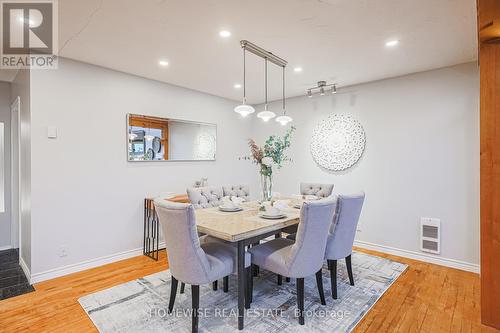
263,126,296,169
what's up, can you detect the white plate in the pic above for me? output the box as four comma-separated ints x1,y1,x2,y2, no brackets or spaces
219,206,243,212
259,213,287,219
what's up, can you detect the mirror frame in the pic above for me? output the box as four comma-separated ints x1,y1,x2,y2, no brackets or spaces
126,113,217,162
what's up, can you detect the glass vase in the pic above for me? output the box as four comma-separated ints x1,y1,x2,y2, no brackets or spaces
260,172,273,202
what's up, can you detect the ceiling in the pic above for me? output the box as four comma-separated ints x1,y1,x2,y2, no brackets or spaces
2,0,478,104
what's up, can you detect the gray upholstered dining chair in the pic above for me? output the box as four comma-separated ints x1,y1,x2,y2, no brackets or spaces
325,192,365,299
187,186,224,209
284,183,335,243
154,199,251,333
222,184,250,201
300,182,334,198
248,199,336,325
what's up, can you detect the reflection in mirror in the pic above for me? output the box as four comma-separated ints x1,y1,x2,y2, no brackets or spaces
127,114,216,161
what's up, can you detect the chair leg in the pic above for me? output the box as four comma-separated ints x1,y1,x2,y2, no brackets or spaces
346,255,355,286
245,267,252,309
223,276,229,293
212,280,218,291
277,274,282,285
285,277,290,282
253,264,259,277
315,269,326,305
328,259,338,299
296,278,305,325
180,282,185,294
191,285,200,333
168,276,178,313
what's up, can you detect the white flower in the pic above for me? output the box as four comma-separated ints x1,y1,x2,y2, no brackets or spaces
262,157,273,167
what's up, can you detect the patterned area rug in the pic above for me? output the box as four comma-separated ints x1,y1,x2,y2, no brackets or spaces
79,251,407,332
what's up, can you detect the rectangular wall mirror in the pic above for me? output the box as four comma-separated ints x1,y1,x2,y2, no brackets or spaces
127,114,217,161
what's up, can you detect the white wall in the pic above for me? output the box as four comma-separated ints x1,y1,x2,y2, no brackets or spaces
10,69,31,270
0,82,11,249
251,62,480,266
29,58,255,276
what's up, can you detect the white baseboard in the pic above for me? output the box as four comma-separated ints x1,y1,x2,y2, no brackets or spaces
0,245,13,251
354,240,480,273
19,256,31,284
30,247,147,284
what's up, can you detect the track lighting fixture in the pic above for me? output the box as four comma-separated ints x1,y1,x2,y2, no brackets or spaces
306,81,338,98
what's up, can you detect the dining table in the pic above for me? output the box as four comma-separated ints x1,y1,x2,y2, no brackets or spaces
195,201,301,330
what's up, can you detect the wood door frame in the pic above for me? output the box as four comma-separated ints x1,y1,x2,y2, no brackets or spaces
478,0,500,329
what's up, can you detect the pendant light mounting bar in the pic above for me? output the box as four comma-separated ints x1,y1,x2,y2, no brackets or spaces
240,40,288,67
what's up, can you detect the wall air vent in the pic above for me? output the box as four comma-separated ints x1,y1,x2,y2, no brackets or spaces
420,217,441,254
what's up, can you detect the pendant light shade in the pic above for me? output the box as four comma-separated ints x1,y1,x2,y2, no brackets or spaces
275,115,292,126
275,65,292,126
234,104,255,117
257,58,276,122
234,48,255,117
257,109,276,122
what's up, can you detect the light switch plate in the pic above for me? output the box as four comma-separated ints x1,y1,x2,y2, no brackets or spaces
47,126,57,139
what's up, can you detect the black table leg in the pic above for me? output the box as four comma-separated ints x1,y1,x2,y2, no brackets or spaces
237,240,245,330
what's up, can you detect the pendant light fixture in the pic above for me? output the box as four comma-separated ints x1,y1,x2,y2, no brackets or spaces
234,40,288,122
257,58,276,122
275,66,292,126
234,48,255,117
144,127,154,141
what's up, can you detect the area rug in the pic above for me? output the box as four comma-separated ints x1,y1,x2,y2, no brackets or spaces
79,251,407,332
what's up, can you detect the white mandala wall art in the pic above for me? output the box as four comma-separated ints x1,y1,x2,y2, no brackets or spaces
310,114,366,171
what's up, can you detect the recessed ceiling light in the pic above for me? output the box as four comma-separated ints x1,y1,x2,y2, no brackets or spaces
158,60,169,67
385,40,399,47
234,84,242,89
219,30,231,38
294,67,303,72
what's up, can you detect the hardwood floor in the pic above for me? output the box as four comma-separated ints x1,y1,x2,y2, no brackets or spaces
0,248,497,333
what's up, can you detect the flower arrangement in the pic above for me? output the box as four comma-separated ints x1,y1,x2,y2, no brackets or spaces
247,126,295,201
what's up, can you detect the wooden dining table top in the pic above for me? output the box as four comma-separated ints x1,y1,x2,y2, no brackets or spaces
195,201,301,242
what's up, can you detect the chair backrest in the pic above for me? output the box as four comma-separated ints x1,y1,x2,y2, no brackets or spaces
154,199,212,284
187,186,224,209
286,199,336,277
222,184,250,201
325,193,365,260
300,183,334,198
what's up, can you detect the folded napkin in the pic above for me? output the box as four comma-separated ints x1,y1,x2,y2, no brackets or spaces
273,200,290,211
231,196,245,205
221,196,244,208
